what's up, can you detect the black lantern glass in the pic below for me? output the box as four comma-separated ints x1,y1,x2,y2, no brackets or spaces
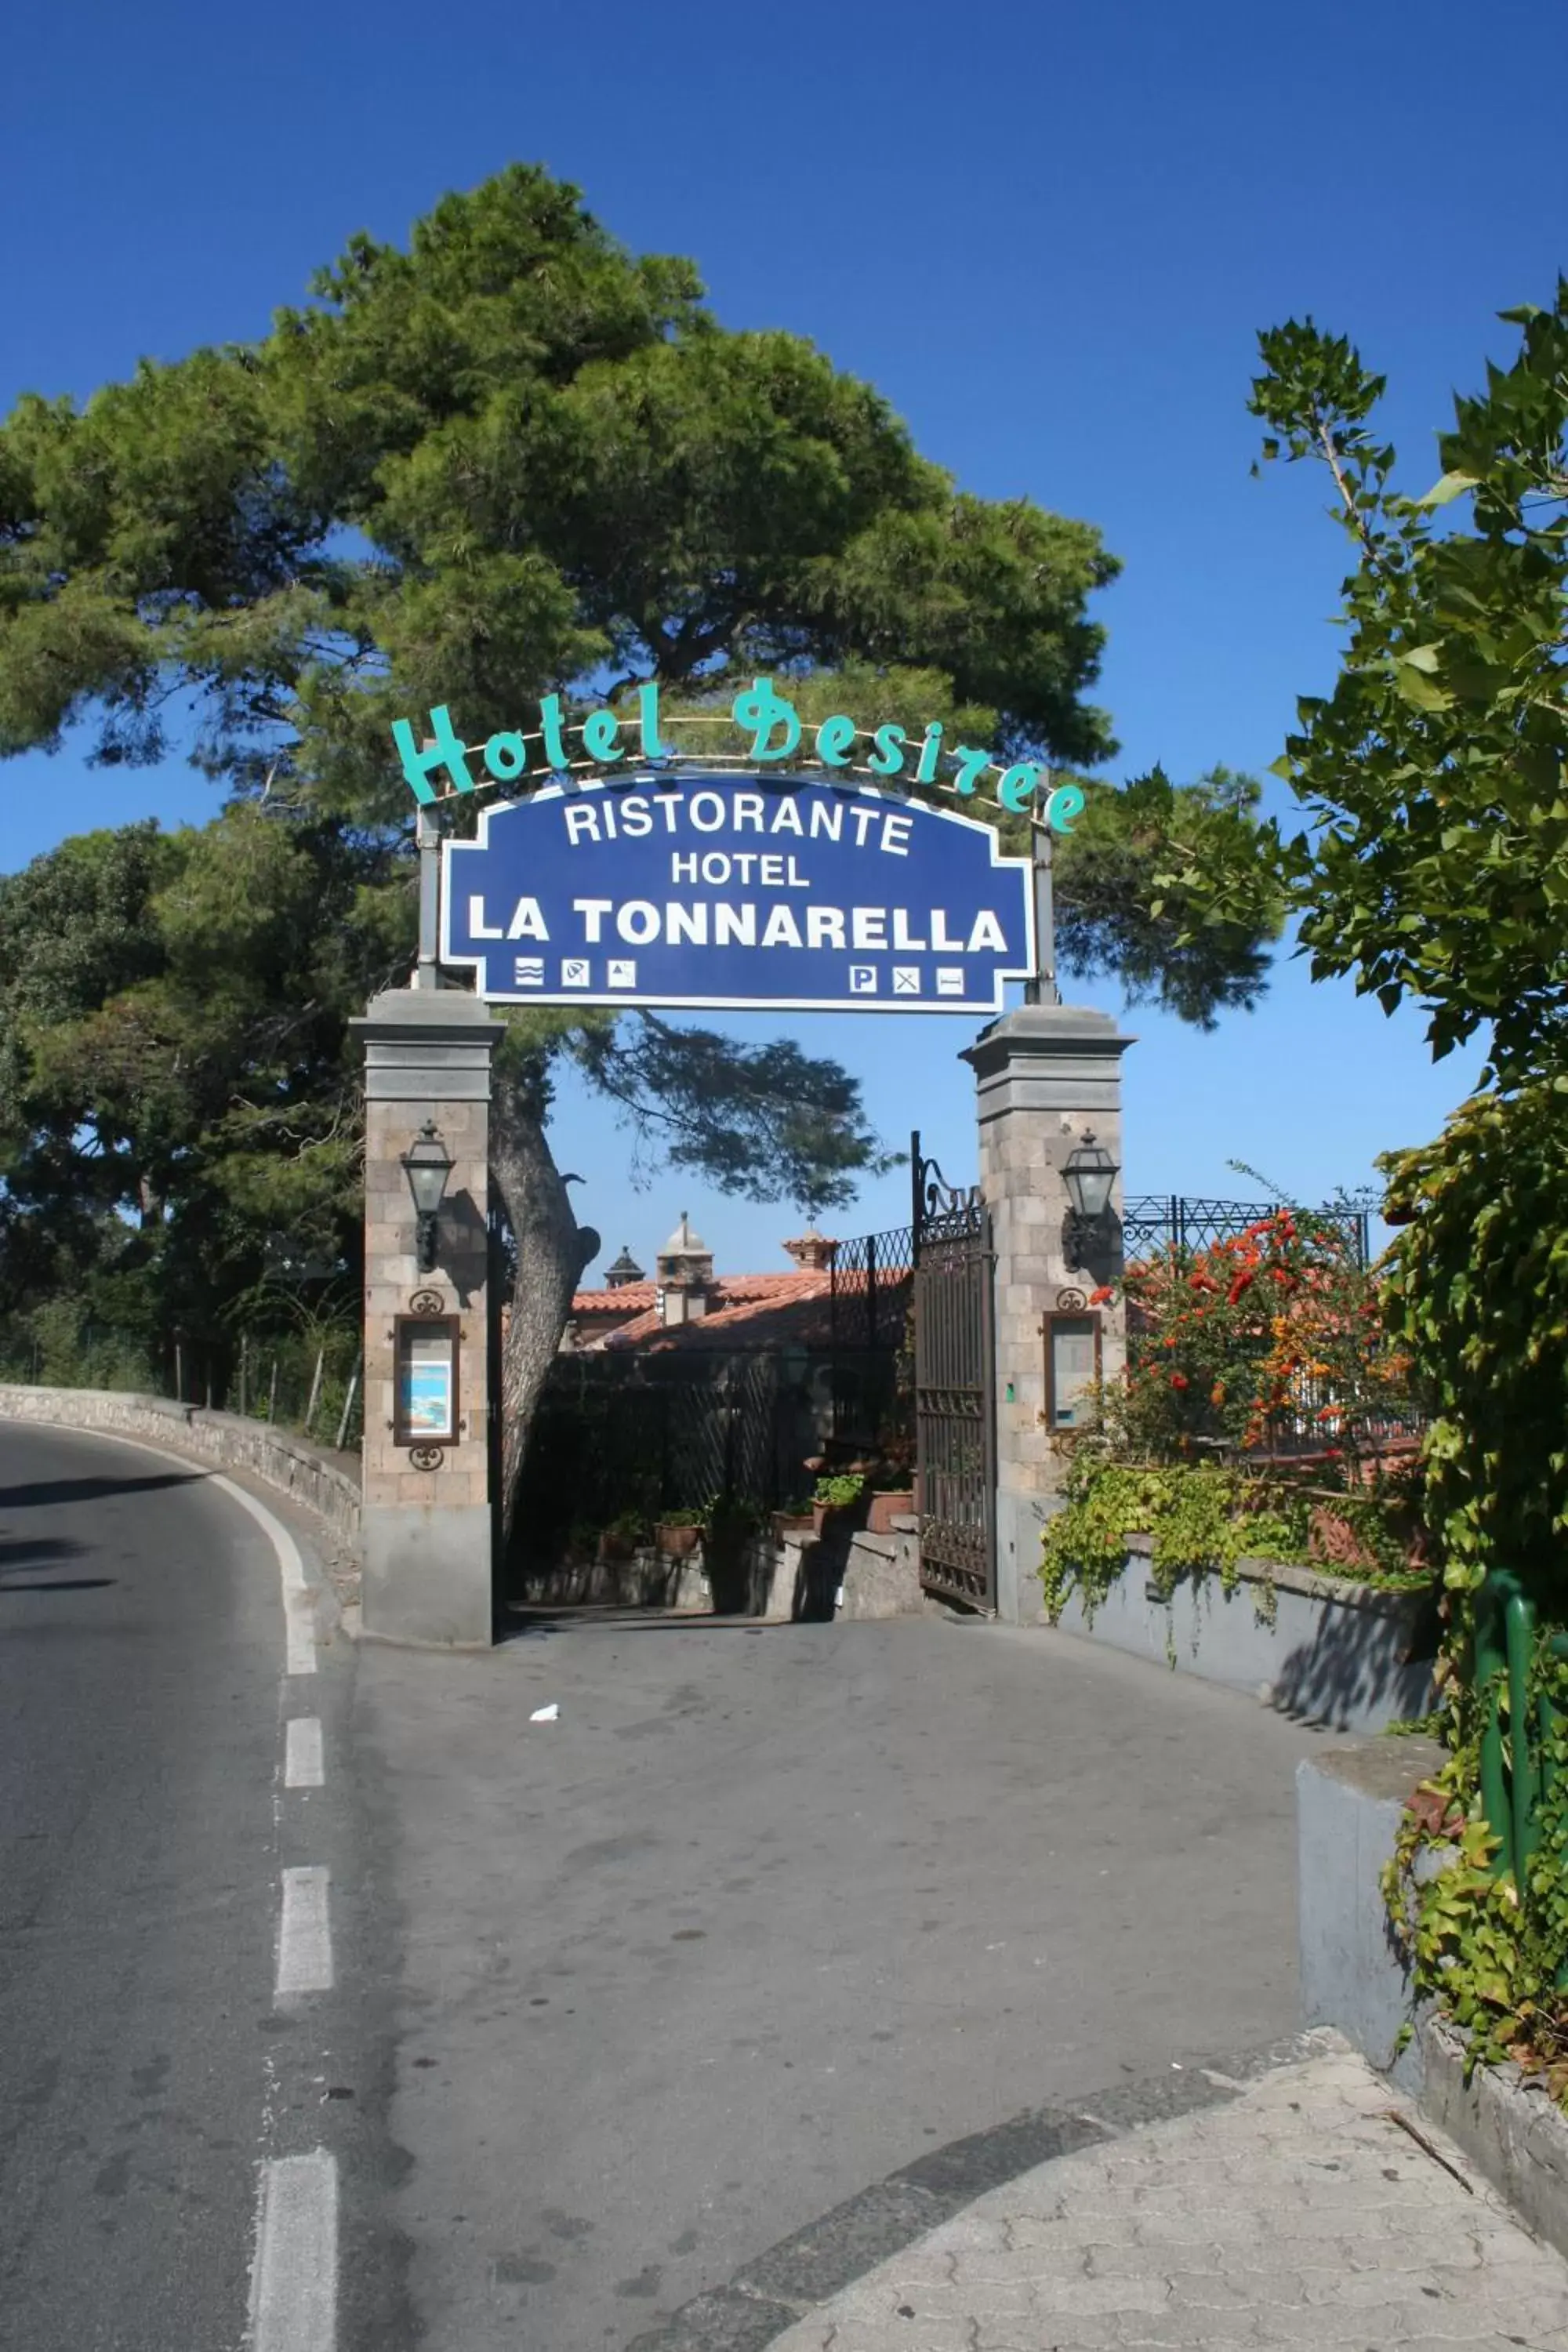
1062,1131,1117,1221
1062,1130,1119,1271
401,1121,454,1272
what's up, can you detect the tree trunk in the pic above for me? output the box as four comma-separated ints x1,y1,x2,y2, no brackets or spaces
488,1066,589,1545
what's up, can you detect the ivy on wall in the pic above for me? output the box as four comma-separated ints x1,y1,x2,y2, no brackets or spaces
1038,1457,1423,1635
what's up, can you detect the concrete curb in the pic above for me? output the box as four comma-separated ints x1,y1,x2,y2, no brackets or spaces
1418,2014,1568,2264
623,2029,1342,2352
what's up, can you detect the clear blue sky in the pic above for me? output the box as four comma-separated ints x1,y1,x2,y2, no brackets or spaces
5,0,1560,1278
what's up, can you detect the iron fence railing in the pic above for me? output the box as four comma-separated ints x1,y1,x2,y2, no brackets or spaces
511,1348,814,1569
827,1227,915,1454
826,1225,915,1353
1122,1195,1370,1269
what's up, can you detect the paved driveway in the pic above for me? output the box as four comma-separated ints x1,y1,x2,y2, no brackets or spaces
355,1611,1332,2351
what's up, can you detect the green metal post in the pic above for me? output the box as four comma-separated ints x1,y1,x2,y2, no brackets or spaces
1545,1632,1568,1992
1506,1579,1540,1876
1475,1570,1513,1878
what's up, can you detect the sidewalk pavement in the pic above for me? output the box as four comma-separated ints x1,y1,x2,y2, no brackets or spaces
763,2034,1568,2352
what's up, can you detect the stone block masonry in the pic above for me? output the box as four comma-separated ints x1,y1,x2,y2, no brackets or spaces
962,1004,1134,1622
351,984,503,1649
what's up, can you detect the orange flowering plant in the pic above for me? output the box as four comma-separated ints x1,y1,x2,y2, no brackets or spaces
1108,1209,1415,1483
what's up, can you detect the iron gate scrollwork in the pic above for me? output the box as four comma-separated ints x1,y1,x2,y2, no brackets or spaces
913,1146,996,1612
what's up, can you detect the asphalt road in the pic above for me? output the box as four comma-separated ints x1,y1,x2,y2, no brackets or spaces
1,1427,1337,2352
358,1606,1333,2352
0,1422,404,2352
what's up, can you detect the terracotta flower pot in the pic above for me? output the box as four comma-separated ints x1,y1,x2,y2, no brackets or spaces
657,1523,702,1559
866,1490,914,1536
597,1530,637,1564
772,1512,814,1545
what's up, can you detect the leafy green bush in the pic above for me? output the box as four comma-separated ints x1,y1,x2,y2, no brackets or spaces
1039,1456,1425,1632
1385,1646,1568,2093
1381,1084,1568,1636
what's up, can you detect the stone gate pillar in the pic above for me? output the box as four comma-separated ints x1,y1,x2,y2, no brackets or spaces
351,985,503,1647
962,1006,1135,1624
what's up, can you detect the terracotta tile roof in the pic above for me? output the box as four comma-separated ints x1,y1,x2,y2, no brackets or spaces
600,1272,829,1351
571,1270,829,1320
572,1283,658,1316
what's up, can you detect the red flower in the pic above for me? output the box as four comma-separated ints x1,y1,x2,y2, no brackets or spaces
1088,1284,1114,1306
1227,1273,1254,1304
1171,1374,1189,1391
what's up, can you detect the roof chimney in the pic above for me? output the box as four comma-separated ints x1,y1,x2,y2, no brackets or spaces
655,1210,715,1327
604,1244,646,1290
782,1229,837,1273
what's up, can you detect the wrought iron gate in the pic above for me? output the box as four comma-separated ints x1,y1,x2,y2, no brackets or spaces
913,1154,996,1611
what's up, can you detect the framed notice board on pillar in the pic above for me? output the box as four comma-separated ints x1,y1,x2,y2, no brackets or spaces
394,1314,460,1448
1044,1312,1102,1431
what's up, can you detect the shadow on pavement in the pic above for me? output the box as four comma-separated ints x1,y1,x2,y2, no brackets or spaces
0,1577,118,1592
0,1536,86,1571
498,1606,777,1643
0,1470,205,1511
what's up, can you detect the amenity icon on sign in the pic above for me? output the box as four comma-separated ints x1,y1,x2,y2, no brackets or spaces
892,967,920,995
608,960,637,989
513,957,545,987
849,967,878,994
935,968,964,996
562,958,590,987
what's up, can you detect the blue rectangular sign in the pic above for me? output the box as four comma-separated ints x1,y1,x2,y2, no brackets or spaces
440,771,1036,1013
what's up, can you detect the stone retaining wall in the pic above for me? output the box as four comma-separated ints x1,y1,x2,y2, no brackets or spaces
0,1385,361,1556
1298,1736,1568,2261
513,1549,711,1613
736,1513,931,1622
1051,1535,1439,1733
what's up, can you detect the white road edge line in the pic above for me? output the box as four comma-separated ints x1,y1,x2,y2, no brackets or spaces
14,1421,319,1675
285,1716,325,1789
205,1473,317,1678
251,2148,338,2352
277,1866,334,1997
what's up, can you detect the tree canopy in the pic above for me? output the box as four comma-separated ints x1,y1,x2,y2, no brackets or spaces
1242,289,1568,1642
0,165,1121,815
0,163,1285,1490
1243,292,1568,1085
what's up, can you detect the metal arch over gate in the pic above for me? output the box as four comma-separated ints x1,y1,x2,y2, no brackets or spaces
912,1145,996,1611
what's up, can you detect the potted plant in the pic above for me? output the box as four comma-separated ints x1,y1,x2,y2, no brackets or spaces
866,1483,916,1536
811,1472,866,1537
771,1497,815,1544
655,1507,705,1559
597,1510,645,1564
864,1437,916,1534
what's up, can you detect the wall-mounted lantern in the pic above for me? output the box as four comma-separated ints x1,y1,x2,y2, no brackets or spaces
401,1120,454,1274
1062,1130,1119,1270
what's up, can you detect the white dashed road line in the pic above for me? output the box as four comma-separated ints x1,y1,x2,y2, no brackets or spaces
285,1716,325,1788
27,1422,342,2339
276,1865,334,1998
251,2148,339,2352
